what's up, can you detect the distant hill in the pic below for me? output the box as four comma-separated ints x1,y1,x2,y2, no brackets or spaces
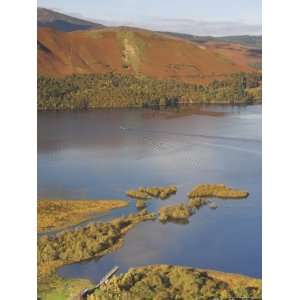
217,35,262,49
160,31,262,70
38,26,257,84
160,32,262,49
37,7,104,32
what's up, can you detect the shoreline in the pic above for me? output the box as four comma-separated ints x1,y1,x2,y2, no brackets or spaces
38,210,156,299
38,185,257,299
37,199,129,233
37,102,262,112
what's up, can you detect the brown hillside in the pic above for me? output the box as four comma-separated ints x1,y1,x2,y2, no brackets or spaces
204,41,261,70
38,27,255,84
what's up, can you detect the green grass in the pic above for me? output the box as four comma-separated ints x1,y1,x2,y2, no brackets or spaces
38,274,92,300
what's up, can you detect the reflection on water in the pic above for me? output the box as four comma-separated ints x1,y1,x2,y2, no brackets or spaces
38,105,261,280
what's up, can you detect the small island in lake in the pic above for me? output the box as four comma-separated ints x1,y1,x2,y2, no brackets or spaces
188,184,249,199
38,199,128,233
187,197,208,209
127,185,177,200
159,203,192,223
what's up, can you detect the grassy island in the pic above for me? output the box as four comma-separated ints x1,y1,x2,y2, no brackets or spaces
90,265,262,300
187,197,208,209
38,210,156,299
188,184,249,199
126,190,151,199
159,203,192,223
38,199,128,233
139,186,177,200
127,185,177,200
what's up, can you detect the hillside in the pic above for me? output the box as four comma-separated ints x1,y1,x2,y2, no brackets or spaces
37,7,104,32
218,35,262,49
160,31,262,70
38,26,257,84
161,32,262,49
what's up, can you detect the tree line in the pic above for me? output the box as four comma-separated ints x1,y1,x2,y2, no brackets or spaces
38,72,262,110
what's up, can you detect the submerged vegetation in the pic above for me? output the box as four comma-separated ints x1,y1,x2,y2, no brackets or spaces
90,265,262,300
38,72,261,110
38,199,128,232
188,184,249,199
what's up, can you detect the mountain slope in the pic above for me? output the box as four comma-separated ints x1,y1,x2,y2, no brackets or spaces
37,7,104,32
38,26,256,84
160,31,262,70
160,32,262,49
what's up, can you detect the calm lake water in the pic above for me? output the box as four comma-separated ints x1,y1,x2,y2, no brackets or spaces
38,105,261,282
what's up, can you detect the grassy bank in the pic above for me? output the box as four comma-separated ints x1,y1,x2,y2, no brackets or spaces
188,184,249,199
91,264,262,300
38,199,128,233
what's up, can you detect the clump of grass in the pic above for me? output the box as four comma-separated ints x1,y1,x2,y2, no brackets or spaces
188,184,249,199
92,265,262,300
158,203,192,223
136,199,147,209
139,185,177,200
126,185,177,200
187,197,207,209
38,273,92,300
126,190,151,199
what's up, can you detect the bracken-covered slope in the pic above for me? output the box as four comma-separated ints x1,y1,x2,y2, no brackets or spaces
38,26,256,84
158,32,262,71
161,32,262,49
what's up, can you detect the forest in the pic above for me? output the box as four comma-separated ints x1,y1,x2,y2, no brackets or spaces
37,72,262,110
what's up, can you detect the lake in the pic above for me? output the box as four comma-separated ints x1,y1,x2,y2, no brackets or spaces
38,105,261,282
